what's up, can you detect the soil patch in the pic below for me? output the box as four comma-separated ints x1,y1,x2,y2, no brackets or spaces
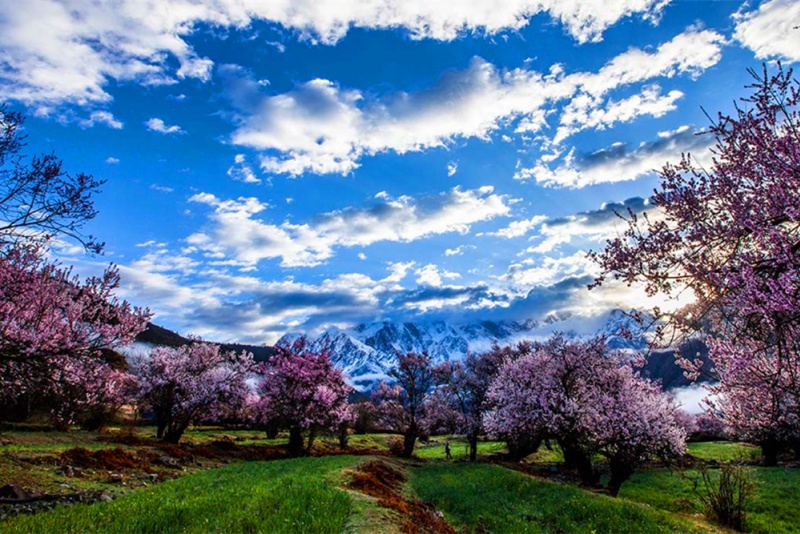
349,460,455,534
60,447,153,471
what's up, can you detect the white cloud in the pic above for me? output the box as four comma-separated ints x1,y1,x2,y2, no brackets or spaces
187,186,510,267
105,156,120,164
227,154,260,183
146,118,185,134
150,184,175,193
79,110,123,129
0,0,673,111
226,29,723,175
447,161,458,176
358,252,367,260
445,244,475,256
415,264,461,287
733,0,800,62
503,252,594,287
554,85,683,144
517,125,715,188
526,197,653,253
486,215,548,238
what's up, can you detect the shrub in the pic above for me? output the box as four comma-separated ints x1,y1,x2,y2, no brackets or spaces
692,462,757,531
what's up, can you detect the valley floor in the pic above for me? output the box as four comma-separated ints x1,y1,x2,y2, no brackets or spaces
1,428,798,533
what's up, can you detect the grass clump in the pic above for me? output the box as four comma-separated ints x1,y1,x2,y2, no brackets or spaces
410,462,707,533
0,456,357,533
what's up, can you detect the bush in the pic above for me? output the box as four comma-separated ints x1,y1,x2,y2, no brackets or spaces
692,462,757,531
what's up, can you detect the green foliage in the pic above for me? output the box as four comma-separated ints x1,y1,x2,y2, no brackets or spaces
620,467,800,533
0,457,356,533
410,462,707,533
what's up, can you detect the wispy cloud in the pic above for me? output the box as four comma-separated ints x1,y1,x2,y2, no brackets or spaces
146,118,185,135
79,110,123,129
516,125,715,188
187,186,511,267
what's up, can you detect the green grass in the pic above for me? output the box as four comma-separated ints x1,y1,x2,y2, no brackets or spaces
620,466,800,533
410,462,711,533
414,438,507,460
687,441,761,462
0,456,359,533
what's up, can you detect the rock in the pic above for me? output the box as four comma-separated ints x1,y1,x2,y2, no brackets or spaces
56,465,74,477
0,484,30,500
100,494,113,503
108,473,124,483
156,455,179,468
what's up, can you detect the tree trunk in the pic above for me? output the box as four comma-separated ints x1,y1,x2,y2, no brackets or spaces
761,439,780,467
265,419,279,439
163,420,189,444
607,458,634,497
402,430,417,458
561,442,599,487
468,433,478,462
338,424,349,449
506,434,541,461
288,427,305,456
306,427,317,453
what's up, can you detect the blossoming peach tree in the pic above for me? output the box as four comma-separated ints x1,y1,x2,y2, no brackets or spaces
591,66,800,464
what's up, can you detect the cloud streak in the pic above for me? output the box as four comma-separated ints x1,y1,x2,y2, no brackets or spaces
516,125,715,187
186,186,511,267
0,0,672,111
225,29,723,175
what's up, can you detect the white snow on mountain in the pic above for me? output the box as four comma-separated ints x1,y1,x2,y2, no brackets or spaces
277,309,651,390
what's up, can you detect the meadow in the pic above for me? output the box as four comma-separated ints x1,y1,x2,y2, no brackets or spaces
1,427,798,533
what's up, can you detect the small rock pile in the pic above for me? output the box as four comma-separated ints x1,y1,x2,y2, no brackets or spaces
0,483,117,521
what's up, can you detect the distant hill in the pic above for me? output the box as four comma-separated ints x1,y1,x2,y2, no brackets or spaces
134,323,278,362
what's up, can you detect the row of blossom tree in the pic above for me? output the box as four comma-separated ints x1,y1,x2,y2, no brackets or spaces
371,338,685,496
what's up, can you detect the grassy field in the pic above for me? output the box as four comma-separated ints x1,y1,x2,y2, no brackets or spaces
0,456,359,533
686,441,762,462
410,462,714,533
2,429,799,533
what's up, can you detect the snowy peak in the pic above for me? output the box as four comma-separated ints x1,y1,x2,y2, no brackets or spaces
276,309,649,390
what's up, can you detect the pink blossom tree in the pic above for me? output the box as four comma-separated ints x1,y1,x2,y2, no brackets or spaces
591,65,800,465
1,104,104,253
0,245,149,425
486,335,685,495
255,340,352,456
134,342,255,444
435,345,512,461
374,352,437,458
45,352,135,431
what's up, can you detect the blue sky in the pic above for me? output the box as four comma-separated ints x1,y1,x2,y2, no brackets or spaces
3,0,798,343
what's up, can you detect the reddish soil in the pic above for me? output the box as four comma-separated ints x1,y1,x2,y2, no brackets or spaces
60,447,154,471
349,460,455,534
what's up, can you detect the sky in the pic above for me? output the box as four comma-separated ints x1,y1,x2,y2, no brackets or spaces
2,0,799,344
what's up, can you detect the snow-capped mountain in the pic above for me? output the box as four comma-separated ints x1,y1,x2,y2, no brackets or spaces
277,309,651,390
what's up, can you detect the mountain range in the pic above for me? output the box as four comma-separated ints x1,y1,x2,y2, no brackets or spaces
135,309,709,392
276,309,707,391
